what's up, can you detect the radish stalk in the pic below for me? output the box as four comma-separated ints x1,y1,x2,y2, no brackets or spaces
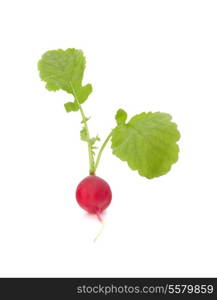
94,132,112,173
70,83,95,175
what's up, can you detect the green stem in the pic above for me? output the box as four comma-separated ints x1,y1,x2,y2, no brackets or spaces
70,84,95,175
94,132,112,172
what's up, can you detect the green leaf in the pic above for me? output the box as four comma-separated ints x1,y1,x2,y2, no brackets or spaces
111,112,180,179
90,135,100,146
80,126,89,142
38,48,92,107
115,109,127,125
64,102,79,112
76,84,92,104
80,125,100,157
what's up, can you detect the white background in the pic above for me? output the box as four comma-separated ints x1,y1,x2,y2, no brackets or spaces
0,0,216,277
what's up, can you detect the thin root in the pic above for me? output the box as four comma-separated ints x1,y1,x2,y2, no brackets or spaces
93,212,105,242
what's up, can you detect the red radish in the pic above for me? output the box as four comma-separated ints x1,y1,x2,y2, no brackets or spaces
39,48,181,241
76,175,112,218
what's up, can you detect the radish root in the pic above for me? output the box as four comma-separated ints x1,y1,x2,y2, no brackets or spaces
93,212,105,242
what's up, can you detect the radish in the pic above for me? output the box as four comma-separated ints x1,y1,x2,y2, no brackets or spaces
76,176,112,241
76,175,112,219
38,48,180,240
